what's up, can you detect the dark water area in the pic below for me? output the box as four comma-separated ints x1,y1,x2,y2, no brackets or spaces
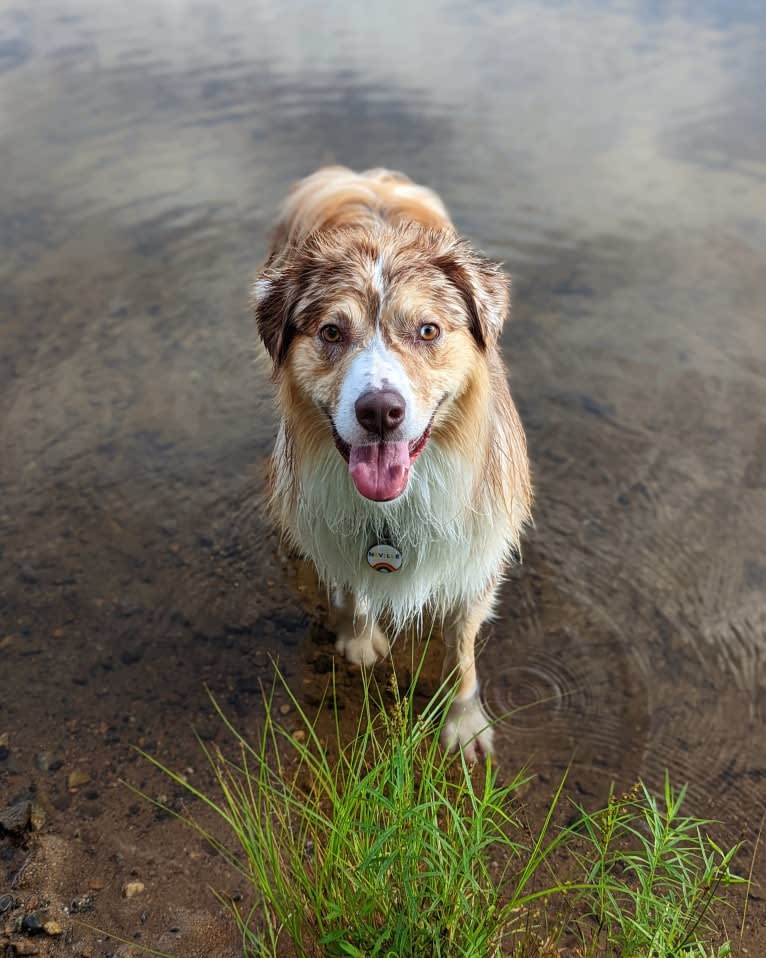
1,1,765,954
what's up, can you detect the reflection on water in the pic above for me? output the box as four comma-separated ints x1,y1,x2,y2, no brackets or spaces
1,0,765,936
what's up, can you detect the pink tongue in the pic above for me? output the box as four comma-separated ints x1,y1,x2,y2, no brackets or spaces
349,442,411,501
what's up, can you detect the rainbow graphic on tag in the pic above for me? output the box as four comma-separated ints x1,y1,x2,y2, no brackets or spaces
367,543,402,573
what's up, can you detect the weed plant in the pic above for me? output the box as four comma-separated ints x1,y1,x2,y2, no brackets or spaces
140,664,745,957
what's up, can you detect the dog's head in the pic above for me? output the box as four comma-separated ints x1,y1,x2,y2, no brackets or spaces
252,225,509,502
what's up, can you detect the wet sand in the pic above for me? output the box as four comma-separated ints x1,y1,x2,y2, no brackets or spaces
1,0,765,954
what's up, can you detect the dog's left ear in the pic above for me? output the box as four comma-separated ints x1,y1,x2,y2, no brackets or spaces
250,257,295,367
438,247,510,350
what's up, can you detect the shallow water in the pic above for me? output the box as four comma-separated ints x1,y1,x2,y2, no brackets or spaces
1,0,765,950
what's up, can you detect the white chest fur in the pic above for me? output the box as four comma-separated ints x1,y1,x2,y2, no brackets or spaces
275,430,521,631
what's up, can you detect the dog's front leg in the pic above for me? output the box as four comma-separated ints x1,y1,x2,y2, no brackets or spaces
440,587,497,761
331,589,390,668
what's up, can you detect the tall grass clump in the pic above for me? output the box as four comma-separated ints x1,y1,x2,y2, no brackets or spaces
139,664,746,958
570,778,744,957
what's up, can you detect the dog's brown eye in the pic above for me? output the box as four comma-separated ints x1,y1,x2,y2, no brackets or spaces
418,323,441,342
320,324,342,344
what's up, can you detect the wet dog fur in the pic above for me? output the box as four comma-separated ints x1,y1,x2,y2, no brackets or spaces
252,166,532,759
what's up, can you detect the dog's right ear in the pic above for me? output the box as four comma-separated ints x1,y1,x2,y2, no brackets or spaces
250,258,296,367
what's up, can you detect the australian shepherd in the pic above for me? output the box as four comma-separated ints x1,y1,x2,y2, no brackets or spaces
252,167,532,760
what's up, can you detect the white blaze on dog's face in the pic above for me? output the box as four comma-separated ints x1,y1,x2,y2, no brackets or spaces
253,225,509,502
332,327,439,501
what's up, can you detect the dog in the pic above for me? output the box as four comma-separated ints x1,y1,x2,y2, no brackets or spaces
252,167,532,760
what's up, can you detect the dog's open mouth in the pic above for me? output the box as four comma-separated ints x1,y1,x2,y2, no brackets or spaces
333,423,432,502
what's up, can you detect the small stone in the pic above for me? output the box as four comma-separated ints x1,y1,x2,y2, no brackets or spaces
292,730,306,742
66,771,91,790
21,912,43,934
0,894,16,913
29,800,47,831
33,754,50,772
43,920,63,936
69,895,95,914
122,881,145,899
87,879,103,891
0,801,31,834
279,703,291,716
12,941,40,955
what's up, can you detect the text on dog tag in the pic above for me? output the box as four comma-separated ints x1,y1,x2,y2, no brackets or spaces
367,543,402,573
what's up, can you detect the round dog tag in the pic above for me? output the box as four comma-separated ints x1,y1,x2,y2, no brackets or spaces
367,543,402,573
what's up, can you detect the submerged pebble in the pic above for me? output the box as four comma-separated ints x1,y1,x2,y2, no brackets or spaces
0,801,31,834
66,771,91,790
12,942,40,955
122,881,145,899
20,913,43,935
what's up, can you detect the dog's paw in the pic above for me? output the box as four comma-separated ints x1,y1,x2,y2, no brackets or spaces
335,627,390,668
441,695,495,762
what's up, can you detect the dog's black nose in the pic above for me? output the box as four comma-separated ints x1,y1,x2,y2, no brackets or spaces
355,389,406,436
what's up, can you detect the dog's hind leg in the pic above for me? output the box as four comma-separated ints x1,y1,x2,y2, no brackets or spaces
331,589,390,668
440,585,498,761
